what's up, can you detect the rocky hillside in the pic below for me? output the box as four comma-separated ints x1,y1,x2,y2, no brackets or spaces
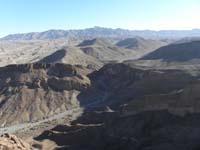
39,47,103,69
116,37,167,55
77,38,138,62
79,63,195,106
0,63,91,126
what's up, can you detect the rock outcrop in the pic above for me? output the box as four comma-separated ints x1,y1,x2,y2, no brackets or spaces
0,63,91,125
0,134,31,150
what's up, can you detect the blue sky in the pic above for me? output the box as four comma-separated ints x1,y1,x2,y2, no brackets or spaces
0,0,200,37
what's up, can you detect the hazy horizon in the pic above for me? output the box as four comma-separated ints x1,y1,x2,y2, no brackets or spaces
0,0,200,37
1,26,200,38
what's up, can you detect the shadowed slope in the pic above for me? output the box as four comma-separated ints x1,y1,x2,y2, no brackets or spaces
116,37,167,55
39,47,103,69
142,41,200,61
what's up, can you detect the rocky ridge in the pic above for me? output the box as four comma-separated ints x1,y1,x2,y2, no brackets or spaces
0,63,91,125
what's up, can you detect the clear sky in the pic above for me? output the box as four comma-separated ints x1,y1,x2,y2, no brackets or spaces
0,0,200,37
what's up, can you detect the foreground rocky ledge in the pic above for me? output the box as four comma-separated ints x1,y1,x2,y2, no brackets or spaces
0,134,31,150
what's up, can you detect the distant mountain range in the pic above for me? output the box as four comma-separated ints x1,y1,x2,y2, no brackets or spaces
1,27,200,40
